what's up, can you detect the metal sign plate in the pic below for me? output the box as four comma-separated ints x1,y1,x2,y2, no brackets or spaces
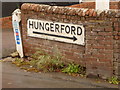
27,19,85,45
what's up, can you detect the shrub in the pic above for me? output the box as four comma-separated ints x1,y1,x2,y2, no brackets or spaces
62,63,86,75
12,58,29,67
108,76,120,85
29,51,64,72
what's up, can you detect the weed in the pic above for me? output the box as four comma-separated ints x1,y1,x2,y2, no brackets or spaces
29,51,64,72
29,59,39,68
108,76,120,85
30,51,46,60
12,58,29,67
12,58,23,67
12,50,86,77
62,63,86,75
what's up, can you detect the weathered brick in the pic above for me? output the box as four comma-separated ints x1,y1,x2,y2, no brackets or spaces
98,32,113,36
92,44,105,49
21,3,120,79
99,58,112,62
98,40,113,45
105,27,113,32
96,36,105,40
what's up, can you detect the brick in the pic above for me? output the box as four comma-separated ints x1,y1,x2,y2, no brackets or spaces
85,57,97,62
86,36,97,40
98,32,113,36
99,50,113,54
99,58,112,62
21,3,119,78
104,36,113,40
105,27,113,32
0,16,13,29
92,53,105,58
114,22,119,27
63,51,74,56
104,45,113,49
114,26,119,31
114,36,119,40
92,11,97,17
86,44,93,49
86,40,98,44
96,36,105,40
92,28,104,32
98,40,113,45
92,44,105,49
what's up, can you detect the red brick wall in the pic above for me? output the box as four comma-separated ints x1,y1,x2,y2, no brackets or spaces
0,16,12,29
21,3,120,79
113,18,120,77
69,2,120,9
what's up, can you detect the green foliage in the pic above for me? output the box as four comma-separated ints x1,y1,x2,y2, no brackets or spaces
12,50,86,76
12,58,29,67
29,51,64,72
31,51,46,60
62,63,86,75
108,76,120,85
29,59,39,67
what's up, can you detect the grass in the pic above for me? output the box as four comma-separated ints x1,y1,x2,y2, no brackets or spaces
108,76,120,85
12,58,29,67
12,50,86,77
62,63,86,75
28,51,64,72
11,50,120,85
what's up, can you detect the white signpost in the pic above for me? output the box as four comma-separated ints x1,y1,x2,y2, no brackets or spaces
96,0,110,10
27,19,85,45
12,9,24,58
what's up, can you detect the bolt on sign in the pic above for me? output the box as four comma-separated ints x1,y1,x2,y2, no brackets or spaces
27,19,85,45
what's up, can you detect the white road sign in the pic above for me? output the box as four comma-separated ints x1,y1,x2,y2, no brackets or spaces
12,9,24,58
27,19,85,45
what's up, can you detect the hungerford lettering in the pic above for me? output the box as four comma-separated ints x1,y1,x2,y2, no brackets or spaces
29,21,82,35
27,19,85,45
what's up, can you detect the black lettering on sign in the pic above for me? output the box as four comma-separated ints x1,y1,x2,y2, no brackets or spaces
34,22,38,29
39,22,44,30
71,26,76,35
61,25,65,33
55,24,60,33
77,27,82,35
50,23,54,32
29,21,34,29
65,25,70,34
27,19,85,45
45,23,49,31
